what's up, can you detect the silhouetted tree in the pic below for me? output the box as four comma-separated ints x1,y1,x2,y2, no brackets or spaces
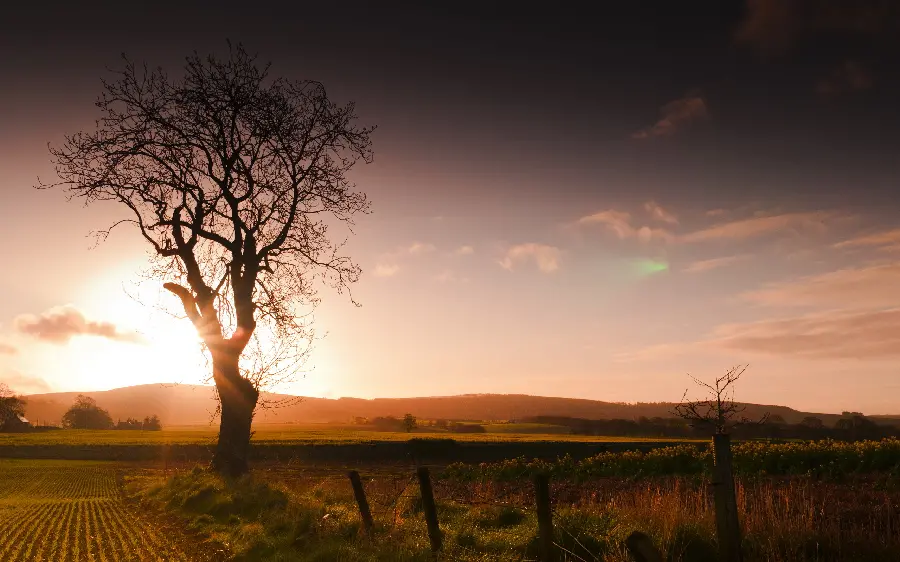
673,365,768,435
800,416,824,430
45,44,374,476
835,412,882,441
62,395,114,429
403,413,417,433
143,415,162,430
0,384,27,431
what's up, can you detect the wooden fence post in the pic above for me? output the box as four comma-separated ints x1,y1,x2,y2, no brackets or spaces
625,531,664,562
533,472,555,562
348,470,374,535
163,444,170,478
711,433,742,562
416,466,442,552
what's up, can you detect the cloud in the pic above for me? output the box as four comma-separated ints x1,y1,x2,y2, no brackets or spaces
0,371,52,394
373,264,400,278
577,208,838,249
742,262,900,309
683,255,751,273
705,208,728,217
631,95,708,140
816,60,874,96
577,210,634,236
499,243,561,273
407,242,436,255
834,228,900,252
453,245,475,256
370,241,438,278
680,211,833,243
575,210,675,244
0,341,16,355
620,306,900,362
735,0,900,54
14,306,145,345
710,308,900,359
644,201,678,225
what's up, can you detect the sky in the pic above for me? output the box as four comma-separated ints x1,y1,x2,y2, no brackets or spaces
1,1,900,414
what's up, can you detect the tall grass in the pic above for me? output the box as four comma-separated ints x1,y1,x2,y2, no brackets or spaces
129,457,900,561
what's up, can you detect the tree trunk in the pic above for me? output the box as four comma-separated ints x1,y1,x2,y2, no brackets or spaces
211,350,259,477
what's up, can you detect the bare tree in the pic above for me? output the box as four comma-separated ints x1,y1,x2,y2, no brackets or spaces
672,365,768,435
43,44,374,476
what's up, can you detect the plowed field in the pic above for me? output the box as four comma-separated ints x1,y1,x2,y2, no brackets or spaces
0,460,197,561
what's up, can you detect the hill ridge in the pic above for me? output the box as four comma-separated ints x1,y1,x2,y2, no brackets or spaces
19,383,899,427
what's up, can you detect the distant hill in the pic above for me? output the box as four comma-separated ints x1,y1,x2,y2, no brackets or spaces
20,384,900,428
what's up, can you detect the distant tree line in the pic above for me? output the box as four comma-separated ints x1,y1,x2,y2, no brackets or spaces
353,416,487,433
61,395,162,430
518,413,900,441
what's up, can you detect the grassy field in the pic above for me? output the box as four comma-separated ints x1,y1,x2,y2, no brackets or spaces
0,424,697,446
1,439,898,561
125,448,900,562
0,459,213,561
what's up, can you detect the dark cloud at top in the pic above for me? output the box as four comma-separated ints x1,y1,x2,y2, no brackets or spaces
14,306,145,345
816,59,874,96
735,0,900,54
2,0,900,214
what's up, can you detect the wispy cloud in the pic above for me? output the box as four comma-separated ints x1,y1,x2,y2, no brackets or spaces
370,241,437,279
683,255,751,273
710,308,900,359
499,243,561,273
834,228,900,252
575,209,675,243
576,208,836,248
407,242,436,255
817,59,874,96
0,370,52,394
631,95,708,140
0,341,16,355
680,211,834,243
14,306,145,345
742,262,900,309
453,245,475,256
644,201,678,225
619,306,900,362
373,264,400,278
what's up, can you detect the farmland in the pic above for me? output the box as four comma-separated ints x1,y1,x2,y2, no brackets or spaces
124,438,900,561
0,424,697,446
0,425,699,466
0,459,210,561
0,438,899,560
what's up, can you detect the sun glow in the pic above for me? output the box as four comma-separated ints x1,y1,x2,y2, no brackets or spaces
57,261,330,396
63,262,210,390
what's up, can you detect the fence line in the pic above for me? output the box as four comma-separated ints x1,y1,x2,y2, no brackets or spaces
333,434,746,561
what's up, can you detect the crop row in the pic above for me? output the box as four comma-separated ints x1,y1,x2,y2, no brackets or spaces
443,438,900,481
0,462,193,561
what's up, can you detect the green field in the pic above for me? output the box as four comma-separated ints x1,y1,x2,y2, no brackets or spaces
0,424,697,446
0,459,203,561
